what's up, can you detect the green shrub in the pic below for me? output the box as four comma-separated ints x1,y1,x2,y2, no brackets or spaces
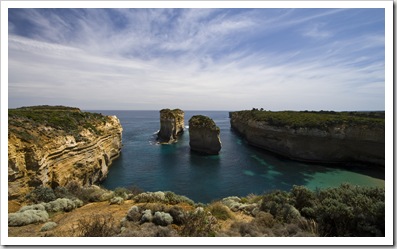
8,210,49,226
164,191,194,205
113,187,130,199
40,221,58,232
72,214,119,237
207,202,234,221
315,184,384,236
26,186,57,203
180,209,218,237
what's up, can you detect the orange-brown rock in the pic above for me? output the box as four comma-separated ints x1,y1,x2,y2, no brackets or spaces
8,106,123,200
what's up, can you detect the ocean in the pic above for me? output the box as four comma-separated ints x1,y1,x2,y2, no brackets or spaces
94,110,384,203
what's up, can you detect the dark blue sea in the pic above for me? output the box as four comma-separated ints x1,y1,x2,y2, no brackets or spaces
93,110,384,203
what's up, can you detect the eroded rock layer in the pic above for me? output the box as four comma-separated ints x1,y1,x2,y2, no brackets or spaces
189,115,221,155
230,110,385,166
8,106,123,200
157,109,184,143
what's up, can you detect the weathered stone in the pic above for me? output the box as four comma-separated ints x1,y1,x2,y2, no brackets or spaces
230,111,385,166
8,106,123,200
188,115,221,155
157,109,184,143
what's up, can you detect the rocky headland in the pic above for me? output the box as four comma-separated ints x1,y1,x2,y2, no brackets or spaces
8,106,123,200
230,110,385,166
188,115,221,155
157,109,184,144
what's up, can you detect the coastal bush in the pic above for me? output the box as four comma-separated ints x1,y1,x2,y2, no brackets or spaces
230,221,262,237
140,209,153,224
260,190,298,223
314,184,384,236
134,192,166,203
40,221,58,232
167,206,186,225
43,198,83,212
113,187,130,199
233,110,384,130
221,196,242,211
8,210,49,226
126,206,141,222
8,106,108,137
164,191,194,205
118,222,179,237
127,185,144,196
207,202,234,221
18,203,46,212
78,185,114,203
180,208,218,237
72,214,119,237
109,196,124,205
54,186,74,199
26,186,57,203
152,211,173,226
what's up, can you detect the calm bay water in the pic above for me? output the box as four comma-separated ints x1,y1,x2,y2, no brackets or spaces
95,110,384,203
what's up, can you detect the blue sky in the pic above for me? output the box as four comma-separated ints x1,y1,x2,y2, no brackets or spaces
8,8,385,111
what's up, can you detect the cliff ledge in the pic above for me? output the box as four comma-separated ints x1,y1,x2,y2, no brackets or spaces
230,110,384,166
8,106,123,200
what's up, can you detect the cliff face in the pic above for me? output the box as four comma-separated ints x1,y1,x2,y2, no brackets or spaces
230,110,385,166
157,109,184,143
189,115,221,155
8,106,123,200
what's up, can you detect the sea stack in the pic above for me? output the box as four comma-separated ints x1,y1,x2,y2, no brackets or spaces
189,115,221,155
157,109,184,143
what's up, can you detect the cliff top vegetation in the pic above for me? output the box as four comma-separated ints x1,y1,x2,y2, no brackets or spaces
231,109,385,130
8,105,110,140
9,183,385,237
160,108,184,116
189,115,220,131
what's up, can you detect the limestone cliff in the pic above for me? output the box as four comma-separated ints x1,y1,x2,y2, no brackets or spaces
157,109,184,143
189,115,221,155
8,106,123,200
230,110,385,166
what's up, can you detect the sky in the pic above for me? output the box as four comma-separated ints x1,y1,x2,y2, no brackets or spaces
8,8,385,111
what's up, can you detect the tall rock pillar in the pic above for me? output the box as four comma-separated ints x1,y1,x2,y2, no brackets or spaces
189,115,221,155
157,109,184,143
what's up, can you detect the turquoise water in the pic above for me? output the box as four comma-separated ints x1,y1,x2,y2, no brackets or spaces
96,110,384,203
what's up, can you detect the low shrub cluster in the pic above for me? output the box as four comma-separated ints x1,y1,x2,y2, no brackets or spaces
133,191,194,206
14,183,383,237
8,210,49,227
232,110,385,130
259,184,385,237
72,214,119,237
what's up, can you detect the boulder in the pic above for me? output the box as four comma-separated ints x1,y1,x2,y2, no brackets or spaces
157,109,184,143
189,115,221,155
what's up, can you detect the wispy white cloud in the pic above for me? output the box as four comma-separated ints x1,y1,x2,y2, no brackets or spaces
8,8,385,111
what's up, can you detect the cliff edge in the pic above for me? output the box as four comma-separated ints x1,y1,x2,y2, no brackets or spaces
157,109,184,143
230,110,384,166
8,106,123,200
189,115,221,155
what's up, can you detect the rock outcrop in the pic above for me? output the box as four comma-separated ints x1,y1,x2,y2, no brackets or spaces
189,115,221,155
230,110,385,166
157,109,184,143
8,106,123,200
